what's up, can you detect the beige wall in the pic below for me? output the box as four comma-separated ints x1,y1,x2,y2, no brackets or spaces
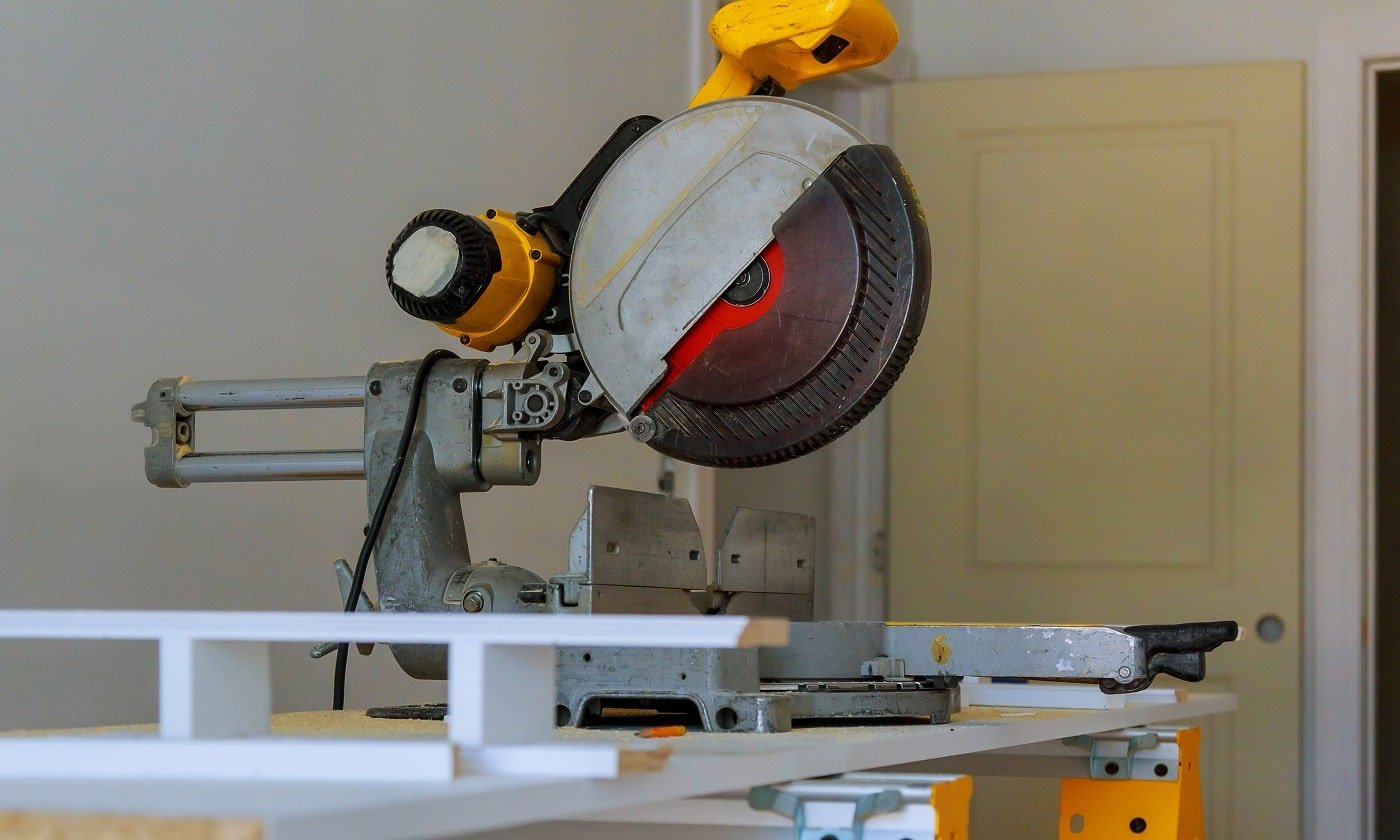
909,0,1397,78
0,0,690,728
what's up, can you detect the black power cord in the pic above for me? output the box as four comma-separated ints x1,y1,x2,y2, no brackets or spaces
333,349,458,711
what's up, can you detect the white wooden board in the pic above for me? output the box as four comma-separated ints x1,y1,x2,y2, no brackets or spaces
0,693,1235,840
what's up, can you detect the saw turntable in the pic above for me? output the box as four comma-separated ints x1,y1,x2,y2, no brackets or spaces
131,0,1237,733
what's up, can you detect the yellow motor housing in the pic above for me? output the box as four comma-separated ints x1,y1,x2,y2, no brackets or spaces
447,210,560,351
386,208,560,352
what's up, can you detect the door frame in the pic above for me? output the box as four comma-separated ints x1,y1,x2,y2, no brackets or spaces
804,56,913,621
1309,13,1400,840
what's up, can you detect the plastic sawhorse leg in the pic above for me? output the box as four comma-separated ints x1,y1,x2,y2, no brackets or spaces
1058,726,1204,839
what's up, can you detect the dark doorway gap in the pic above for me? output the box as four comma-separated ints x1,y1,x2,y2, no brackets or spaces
1373,69,1400,839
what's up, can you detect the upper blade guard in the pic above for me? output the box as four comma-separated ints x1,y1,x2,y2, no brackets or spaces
568,97,931,468
642,143,930,467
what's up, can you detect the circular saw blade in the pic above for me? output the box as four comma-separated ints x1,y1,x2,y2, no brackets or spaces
570,98,930,468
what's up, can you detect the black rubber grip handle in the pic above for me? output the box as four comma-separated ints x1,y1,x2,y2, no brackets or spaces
1101,620,1240,694
1123,620,1240,654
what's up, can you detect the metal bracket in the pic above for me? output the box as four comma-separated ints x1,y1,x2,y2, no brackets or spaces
551,486,706,614
860,655,907,678
131,376,192,488
714,507,816,621
486,330,570,434
1061,726,1182,781
309,559,376,659
748,784,902,840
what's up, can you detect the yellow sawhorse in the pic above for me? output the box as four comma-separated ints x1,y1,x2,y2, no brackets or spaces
1059,727,1204,839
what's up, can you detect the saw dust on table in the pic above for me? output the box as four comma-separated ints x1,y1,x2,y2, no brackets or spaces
0,812,262,840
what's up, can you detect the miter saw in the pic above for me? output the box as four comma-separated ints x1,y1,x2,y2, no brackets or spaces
131,0,1237,732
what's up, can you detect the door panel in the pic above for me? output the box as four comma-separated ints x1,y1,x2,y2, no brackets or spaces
890,63,1302,839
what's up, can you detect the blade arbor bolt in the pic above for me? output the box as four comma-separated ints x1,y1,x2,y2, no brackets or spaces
628,415,658,443
722,257,770,306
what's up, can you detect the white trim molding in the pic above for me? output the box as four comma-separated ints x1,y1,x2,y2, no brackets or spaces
0,610,784,783
1308,13,1400,840
814,30,914,622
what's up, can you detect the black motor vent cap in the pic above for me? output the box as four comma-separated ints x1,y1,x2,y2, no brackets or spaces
386,209,501,324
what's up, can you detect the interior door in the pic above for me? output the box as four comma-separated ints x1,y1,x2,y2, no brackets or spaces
889,63,1303,839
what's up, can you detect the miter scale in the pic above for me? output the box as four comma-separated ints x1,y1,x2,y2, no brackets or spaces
131,0,1237,732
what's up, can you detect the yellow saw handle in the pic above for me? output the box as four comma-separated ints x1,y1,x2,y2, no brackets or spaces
690,0,899,107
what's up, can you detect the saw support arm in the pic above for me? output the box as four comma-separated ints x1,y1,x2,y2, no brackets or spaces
131,332,576,489
132,376,367,486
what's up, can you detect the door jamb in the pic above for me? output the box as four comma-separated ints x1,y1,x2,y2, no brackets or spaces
808,69,909,621
1309,14,1400,840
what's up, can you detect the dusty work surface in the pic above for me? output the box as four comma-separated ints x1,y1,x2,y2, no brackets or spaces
0,694,1235,840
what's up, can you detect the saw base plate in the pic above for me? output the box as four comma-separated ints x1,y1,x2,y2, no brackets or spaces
368,641,959,734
